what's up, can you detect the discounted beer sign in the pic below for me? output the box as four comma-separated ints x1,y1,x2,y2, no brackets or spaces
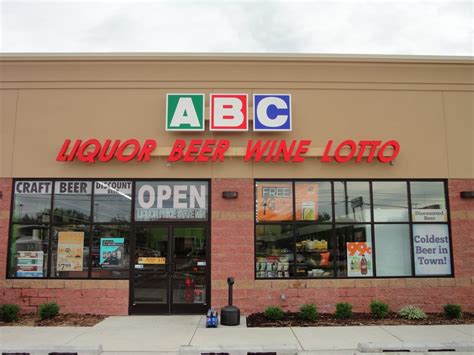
56,93,400,164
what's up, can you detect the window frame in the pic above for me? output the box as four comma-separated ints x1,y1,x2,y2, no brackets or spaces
254,178,454,280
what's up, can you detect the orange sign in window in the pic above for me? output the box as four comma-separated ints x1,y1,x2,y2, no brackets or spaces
138,257,166,265
256,182,293,222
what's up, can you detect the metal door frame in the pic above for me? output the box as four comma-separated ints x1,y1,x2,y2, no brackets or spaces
129,222,210,315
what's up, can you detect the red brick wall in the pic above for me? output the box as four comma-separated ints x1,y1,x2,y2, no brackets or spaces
0,178,12,280
211,178,473,314
0,178,128,315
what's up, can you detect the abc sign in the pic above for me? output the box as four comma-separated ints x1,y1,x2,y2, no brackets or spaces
166,93,292,132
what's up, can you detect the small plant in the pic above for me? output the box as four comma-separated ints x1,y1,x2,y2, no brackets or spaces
399,305,426,320
39,302,60,320
263,306,285,321
443,304,462,319
299,303,318,321
0,304,20,323
335,302,353,319
370,300,390,319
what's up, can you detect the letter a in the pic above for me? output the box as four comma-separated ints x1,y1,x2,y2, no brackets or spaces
166,94,204,131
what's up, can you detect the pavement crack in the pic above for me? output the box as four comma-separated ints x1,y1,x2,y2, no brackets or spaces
379,326,404,343
290,327,305,351
188,315,202,345
64,327,94,345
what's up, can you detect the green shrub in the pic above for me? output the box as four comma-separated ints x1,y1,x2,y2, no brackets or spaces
399,305,426,320
335,302,353,319
370,300,390,319
39,302,60,320
443,304,462,319
299,303,318,321
0,304,20,322
263,306,285,321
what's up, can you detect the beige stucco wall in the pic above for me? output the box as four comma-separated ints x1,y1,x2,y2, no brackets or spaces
1,55,473,179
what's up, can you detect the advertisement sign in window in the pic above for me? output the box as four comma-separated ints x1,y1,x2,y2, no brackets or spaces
256,182,293,222
57,231,84,272
412,209,447,222
54,181,92,194
17,251,44,277
413,224,451,276
138,257,166,265
135,181,208,221
95,181,132,196
295,183,319,221
100,238,125,267
347,242,373,277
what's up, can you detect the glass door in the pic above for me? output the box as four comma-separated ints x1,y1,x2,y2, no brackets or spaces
130,225,209,314
171,226,208,314
130,226,170,314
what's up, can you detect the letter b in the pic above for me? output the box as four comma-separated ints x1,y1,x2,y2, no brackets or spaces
210,94,248,131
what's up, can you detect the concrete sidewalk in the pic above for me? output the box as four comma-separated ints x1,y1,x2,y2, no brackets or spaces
0,316,472,354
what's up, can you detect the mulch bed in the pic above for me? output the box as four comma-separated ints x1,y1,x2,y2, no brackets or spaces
247,312,474,327
0,313,106,327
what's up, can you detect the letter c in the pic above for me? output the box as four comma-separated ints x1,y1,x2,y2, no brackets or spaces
256,97,289,128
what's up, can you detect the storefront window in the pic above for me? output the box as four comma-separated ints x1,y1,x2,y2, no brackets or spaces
295,181,332,222
8,179,210,280
334,181,371,222
93,181,132,223
335,224,372,277
256,224,294,278
296,224,333,278
135,181,208,221
373,181,409,222
91,225,130,278
9,225,49,278
256,181,293,222
254,179,452,280
12,181,52,223
53,181,92,223
411,181,448,222
374,224,412,276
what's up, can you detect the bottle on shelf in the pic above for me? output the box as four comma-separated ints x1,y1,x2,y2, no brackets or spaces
361,254,367,275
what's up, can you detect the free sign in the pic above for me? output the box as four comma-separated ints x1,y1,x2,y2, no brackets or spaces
166,93,292,131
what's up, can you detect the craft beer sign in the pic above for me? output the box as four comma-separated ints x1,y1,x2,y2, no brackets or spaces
166,93,292,131
56,92,400,164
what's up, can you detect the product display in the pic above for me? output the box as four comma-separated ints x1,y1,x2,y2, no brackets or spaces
256,255,292,278
296,237,332,277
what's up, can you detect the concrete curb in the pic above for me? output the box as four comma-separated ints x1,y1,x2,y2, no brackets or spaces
358,341,474,353
179,344,298,355
1,344,103,355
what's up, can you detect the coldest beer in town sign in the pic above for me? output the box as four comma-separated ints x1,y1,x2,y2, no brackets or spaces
56,93,400,164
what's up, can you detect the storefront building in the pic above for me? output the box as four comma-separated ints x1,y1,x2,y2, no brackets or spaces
0,54,472,315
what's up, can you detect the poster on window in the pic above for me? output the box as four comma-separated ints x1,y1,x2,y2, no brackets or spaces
16,251,44,277
57,232,84,272
256,182,293,222
95,181,132,196
412,209,447,222
413,224,451,275
295,183,319,221
137,257,166,265
100,238,124,267
347,242,373,277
